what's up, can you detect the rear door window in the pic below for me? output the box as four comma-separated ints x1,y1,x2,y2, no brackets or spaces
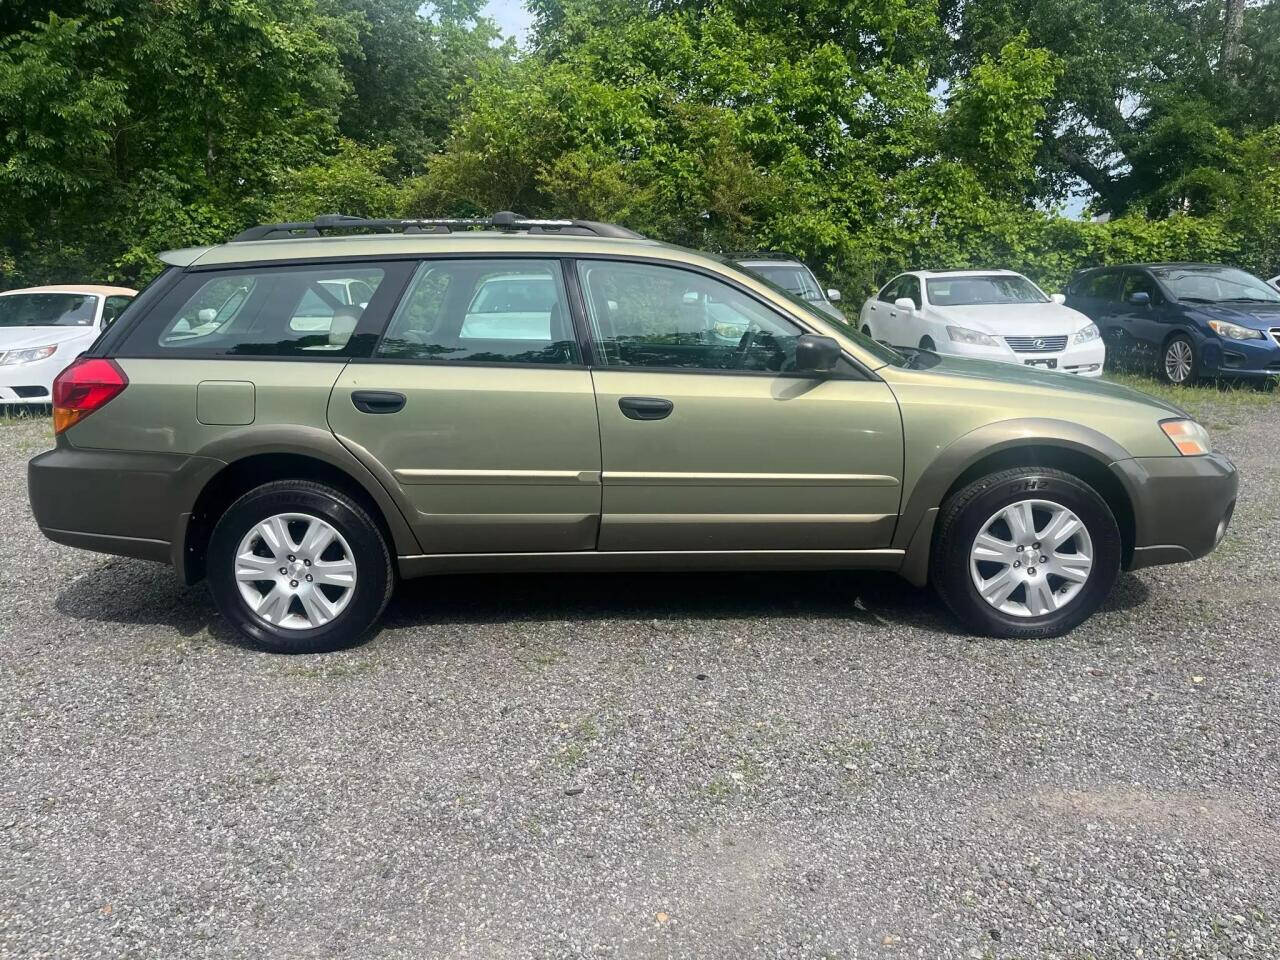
126,263,410,358
376,259,579,365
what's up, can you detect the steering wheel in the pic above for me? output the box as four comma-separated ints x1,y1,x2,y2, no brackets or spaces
735,322,762,369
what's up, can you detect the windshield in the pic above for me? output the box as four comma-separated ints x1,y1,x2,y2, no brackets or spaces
1152,266,1280,303
0,292,99,327
729,261,907,367
926,275,1049,306
742,263,822,301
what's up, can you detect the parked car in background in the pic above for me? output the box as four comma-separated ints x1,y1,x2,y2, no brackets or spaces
0,285,136,405
1065,263,1280,384
28,213,1236,652
733,253,845,320
858,270,1105,377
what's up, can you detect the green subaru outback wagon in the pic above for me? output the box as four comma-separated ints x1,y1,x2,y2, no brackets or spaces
29,214,1238,652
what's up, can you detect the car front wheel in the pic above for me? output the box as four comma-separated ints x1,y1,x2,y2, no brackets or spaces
206,480,394,653
1160,334,1197,384
930,467,1121,638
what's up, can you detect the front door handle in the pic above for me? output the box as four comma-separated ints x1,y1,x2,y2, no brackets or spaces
618,396,674,421
351,390,406,414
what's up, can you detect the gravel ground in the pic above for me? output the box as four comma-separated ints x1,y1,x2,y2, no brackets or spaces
2,406,1278,960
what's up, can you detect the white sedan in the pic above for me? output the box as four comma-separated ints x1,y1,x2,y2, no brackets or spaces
0,285,136,405
858,269,1105,377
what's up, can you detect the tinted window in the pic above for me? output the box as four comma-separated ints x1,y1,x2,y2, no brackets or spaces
378,259,578,365
149,265,389,356
1121,271,1159,302
0,293,98,327
1074,270,1122,301
102,295,133,326
877,277,902,303
899,275,922,309
577,261,803,372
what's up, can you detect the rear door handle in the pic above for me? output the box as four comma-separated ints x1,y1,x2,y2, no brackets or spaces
351,390,406,414
618,396,674,421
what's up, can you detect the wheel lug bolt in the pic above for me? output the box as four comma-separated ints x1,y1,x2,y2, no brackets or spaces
1028,567,1037,575
290,579,298,588
279,567,287,575
1016,545,1024,553
288,555,296,562
1040,555,1048,563
304,559,311,566
1032,542,1040,549
305,575,313,582
1013,561,1021,568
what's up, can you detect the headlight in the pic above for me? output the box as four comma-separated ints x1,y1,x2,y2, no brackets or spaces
1160,418,1211,456
1,344,58,365
1074,323,1100,344
946,325,1000,347
1207,319,1264,340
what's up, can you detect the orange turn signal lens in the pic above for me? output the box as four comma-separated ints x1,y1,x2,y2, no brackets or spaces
1160,419,1211,456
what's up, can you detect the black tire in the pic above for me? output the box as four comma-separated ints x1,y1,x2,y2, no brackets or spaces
920,336,936,351
206,480,394,653
930,467,1121,639
1158,333,1197,385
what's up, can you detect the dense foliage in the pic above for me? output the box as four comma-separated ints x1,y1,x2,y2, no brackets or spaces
1,0,1277,294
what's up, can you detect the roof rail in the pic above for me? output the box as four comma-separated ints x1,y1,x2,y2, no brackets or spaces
231,211,646,242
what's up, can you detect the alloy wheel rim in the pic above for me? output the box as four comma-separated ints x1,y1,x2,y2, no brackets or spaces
1165,340,1193,382
234,513,357,630
969,499,1094,618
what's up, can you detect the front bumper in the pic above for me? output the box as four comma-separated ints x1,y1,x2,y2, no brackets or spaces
0,350,77,403
1111,453,1238,571
1198,335,1280,378
944,338,1106,377
28,442,224,575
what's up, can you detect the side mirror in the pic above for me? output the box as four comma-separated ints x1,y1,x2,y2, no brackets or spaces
893,297,916,313
826,288,842,302
794,334,841,373
1129,291,1151,305
1051,293,1066,304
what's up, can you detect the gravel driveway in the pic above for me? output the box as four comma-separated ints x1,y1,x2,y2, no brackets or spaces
2,405,1278,960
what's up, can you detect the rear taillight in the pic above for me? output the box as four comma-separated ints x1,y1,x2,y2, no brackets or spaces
52,357,128,434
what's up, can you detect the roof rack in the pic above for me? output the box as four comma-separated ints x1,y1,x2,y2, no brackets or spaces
231,211,646,243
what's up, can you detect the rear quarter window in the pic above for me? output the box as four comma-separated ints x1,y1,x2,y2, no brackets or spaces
119,262,412,359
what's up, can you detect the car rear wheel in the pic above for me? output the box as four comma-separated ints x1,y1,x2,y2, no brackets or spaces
207,480,394,653
1160,334,1197,384
930,467,1121,638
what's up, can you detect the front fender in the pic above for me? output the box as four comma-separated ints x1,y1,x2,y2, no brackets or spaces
893,417,1132,553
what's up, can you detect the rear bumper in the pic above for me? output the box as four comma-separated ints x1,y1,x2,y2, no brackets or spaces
28,443,223,574
1112,453,1238,571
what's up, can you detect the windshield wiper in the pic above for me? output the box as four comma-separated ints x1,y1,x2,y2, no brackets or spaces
1221,297,1278,303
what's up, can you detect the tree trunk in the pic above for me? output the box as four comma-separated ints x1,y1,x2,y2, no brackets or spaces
1222,0,1246,79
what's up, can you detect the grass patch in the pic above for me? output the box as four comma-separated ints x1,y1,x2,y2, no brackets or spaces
1103,369,1279,422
